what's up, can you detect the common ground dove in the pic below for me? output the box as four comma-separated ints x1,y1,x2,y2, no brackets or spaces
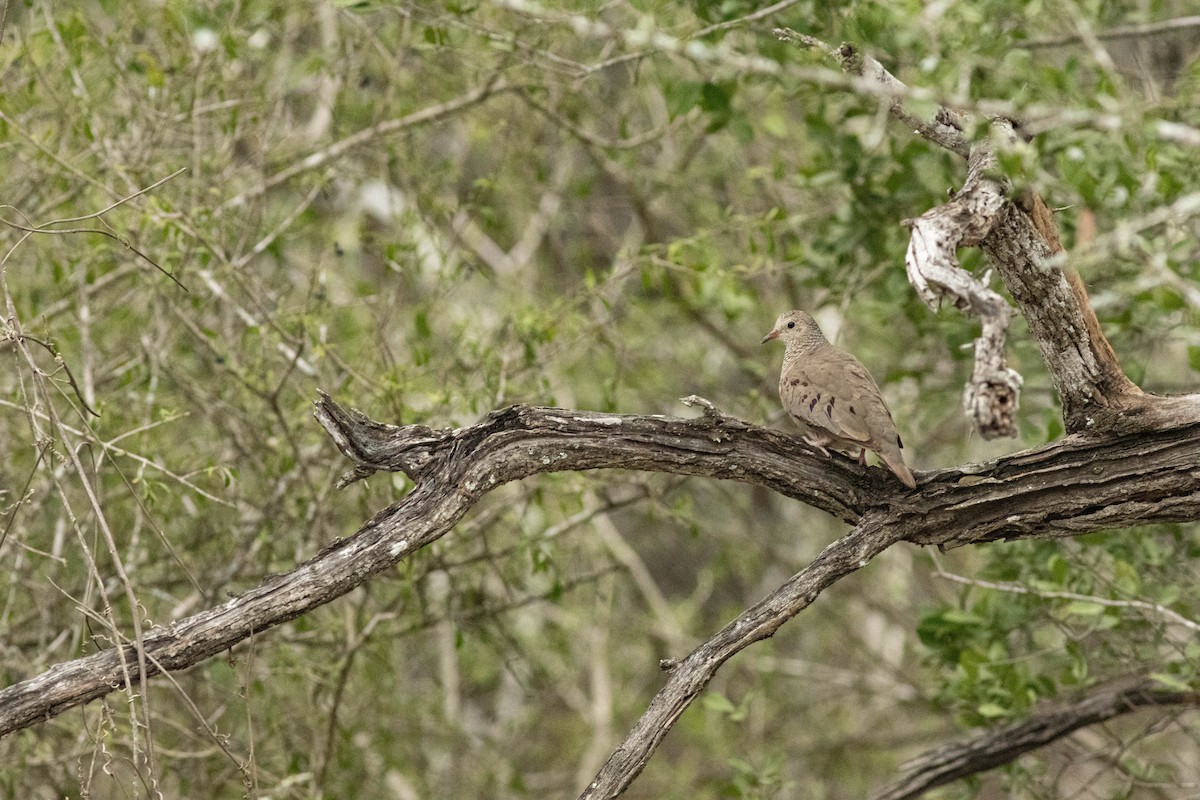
762,310,917,489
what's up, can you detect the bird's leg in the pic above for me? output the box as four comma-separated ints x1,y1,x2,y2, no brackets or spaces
802,434,833,457
857,448,867,465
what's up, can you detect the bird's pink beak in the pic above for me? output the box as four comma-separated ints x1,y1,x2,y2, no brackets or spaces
761,328,780,344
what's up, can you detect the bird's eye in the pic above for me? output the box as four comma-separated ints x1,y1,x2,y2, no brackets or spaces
787,321,795,329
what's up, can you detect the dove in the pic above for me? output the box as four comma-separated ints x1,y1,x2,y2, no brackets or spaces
762,310,917,489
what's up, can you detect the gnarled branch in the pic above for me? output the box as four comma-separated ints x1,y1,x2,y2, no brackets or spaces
4,396,1200,800
776,31,1153,436
905,140,1021,439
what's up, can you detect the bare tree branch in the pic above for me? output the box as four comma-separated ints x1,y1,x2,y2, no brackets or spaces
0,397,865,739
580,516,900,799
983,155,1146,432
4,394,1200,800
774,30,968,158
904,141,1020,439
869,677,1200,800
903,131,1144,438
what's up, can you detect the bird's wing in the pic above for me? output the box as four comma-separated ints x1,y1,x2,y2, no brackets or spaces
781,354,873,444
787,348,902,447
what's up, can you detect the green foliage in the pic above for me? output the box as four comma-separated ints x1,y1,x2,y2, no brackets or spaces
920,529,1200,733
1,0,1198,798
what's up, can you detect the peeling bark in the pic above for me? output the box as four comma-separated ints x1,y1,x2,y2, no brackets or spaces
778,31,1158,437
904,122,1150,437
905,142,1021,439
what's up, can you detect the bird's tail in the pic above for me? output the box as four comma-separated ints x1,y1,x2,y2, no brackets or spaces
880,450,917,489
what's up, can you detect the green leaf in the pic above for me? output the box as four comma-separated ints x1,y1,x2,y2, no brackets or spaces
703,692,738,715
423,26,449,46
1062,600,1106,616
1149,673,1193,692
976,702,1009,718
1188,344,1200,372
664,80,702,119
1157,584,1181,605
414,308,432,339
698,81,732,116
1112,559,1140,595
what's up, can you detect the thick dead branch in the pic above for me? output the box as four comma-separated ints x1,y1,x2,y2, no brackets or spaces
870,677,1200,800
903,125,1142,438
905,142,1020,439
946,133,1147,434
316,392,874,518
1009,190,1144,420
0,396,871,740
980,178,1146,431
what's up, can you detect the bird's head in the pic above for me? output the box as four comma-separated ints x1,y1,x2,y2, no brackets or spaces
761,310,827,351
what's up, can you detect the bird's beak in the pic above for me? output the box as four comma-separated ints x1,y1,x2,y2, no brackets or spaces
761,328,780,344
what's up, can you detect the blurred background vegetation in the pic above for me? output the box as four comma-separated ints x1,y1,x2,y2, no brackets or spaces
1,1,1198,797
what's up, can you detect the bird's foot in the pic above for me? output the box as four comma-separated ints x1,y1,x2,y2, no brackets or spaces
802,435,833,457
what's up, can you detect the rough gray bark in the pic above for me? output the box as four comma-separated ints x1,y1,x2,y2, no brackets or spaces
984,187,1147,431
6,394,1200,795
869,677,1200,800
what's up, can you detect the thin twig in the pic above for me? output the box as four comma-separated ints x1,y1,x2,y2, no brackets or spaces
691,0,804,37
0,441,49,555
34,168,187,227
933,566,1200,633
518,89,672,150
0,168,187,289
0,398,239,507
219,76,519,210
16,334,101,417
775,28,969,158
1024,15,1200,48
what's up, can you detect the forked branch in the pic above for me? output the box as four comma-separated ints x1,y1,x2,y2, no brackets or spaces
3,396,1200,800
